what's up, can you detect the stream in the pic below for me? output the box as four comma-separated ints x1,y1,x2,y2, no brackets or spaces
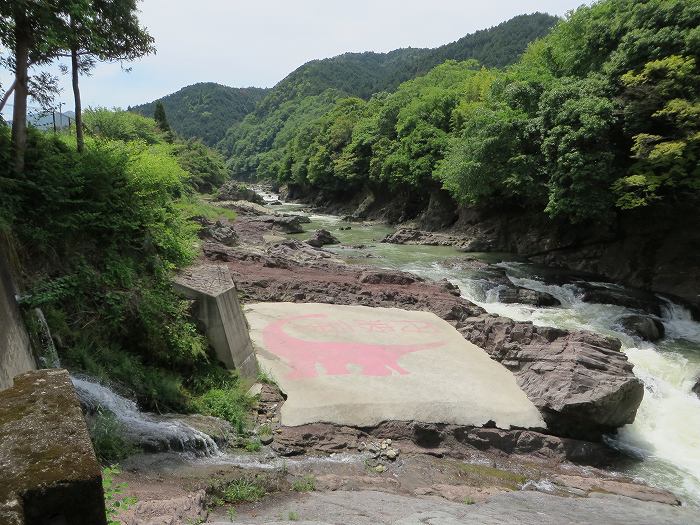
279,205,700,506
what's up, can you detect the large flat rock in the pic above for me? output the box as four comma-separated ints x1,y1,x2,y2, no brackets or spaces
245,302,545,429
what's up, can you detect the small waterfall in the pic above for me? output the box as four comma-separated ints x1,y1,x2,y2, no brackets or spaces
32,307,61,369
660,298,700,342
72,376,219,457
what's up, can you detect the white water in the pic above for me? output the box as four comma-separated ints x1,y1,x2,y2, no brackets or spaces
72,376,220,457
286,211,700,505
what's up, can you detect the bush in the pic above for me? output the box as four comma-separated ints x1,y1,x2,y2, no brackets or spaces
89,409,138,463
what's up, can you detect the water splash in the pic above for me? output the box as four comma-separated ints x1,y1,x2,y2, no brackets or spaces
72,376,219,457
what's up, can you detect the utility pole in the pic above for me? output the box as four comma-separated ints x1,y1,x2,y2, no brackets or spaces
52,110,56,133
58,102,63,129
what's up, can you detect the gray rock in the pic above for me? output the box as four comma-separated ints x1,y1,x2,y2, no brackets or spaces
306,229,340,248
579,285,662,316
216,180,265,205
205,220,238,246
692,378,700,399
497,286,561,307
359,271,418,285
619,314,665,342
249,215,305,234
260,434,274,445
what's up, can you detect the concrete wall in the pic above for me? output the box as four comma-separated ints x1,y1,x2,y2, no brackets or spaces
174,265,258,379
0,249,35,390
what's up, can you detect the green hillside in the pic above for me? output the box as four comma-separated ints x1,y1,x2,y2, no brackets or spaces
131,83,268,146
219,13,558,179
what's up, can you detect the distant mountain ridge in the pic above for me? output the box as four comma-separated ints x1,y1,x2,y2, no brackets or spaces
219,12,559,178
254,13,559,117
131,83,268,146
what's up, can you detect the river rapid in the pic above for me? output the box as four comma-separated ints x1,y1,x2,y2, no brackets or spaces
278,205,700,506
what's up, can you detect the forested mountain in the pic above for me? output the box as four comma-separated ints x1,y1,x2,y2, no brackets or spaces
219,13,558,179
131,83,268,146
265,0,699,225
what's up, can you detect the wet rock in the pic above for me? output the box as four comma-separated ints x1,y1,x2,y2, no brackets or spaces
579,284,662,316
692,378,700,399
619,314,665,342
306,229,340,248
497,287,561,307
383,228,471,247
216,180,265,204
162,414,234,448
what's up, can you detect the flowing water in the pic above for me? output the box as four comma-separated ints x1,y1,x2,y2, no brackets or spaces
286,210,700,505
72,376,220,457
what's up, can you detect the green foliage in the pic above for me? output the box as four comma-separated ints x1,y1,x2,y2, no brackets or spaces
84,108,164,143
89,409,138,463
291,475,316,492
288,511,300,521
249,0,699,224
154,100,171,133
102,465,138,525
131,83,268,146
192,386,252,429
173,139,228,192
220,13,557,181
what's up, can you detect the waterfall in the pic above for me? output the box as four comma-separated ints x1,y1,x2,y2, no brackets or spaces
32,307,61,369
72,376,220,457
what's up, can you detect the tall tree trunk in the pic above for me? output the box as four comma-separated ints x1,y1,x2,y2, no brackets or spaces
71,45,84,153
11,10,30,173
0,80,16,114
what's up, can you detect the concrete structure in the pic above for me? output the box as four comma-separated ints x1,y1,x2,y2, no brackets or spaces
174,265,258,379
0,369,106,525
245,302,545,429
0,247,36,390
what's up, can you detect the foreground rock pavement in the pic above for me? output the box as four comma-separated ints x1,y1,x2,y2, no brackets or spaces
205,490,693,525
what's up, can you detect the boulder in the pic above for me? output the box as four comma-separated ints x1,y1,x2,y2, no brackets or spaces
249,215,305,234
692,378,700,399
458,316,644,440
497,286,561,307
579,284,662,316
619,314,665,342
306,229,340,248
216,180,265,204
199,219,238,246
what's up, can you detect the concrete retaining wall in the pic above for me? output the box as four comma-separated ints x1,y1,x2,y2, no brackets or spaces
174,265,258,379
0,248,35,390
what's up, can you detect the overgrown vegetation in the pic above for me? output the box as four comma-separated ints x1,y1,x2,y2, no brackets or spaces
291,474,316,492
244,0,699,225
0,110,250,419
89,409,137,463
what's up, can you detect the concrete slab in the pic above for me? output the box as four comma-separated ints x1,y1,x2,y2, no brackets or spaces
245,302,545,429
174,265,258,379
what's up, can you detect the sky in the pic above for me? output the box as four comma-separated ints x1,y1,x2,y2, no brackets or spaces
1,0,590,114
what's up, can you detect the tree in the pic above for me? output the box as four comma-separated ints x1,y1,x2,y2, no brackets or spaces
63,0,155,152
154,100,171,133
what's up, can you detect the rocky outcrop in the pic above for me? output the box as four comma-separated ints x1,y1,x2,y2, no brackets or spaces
0,369,106,525
216,180,265,204
619,314,665,342
455,313,644,439
249,214,305,234
198,218,238,246
383,228,474,248
497,287,561,307
214,216,644,441
306,229,340,248
578,284,663,317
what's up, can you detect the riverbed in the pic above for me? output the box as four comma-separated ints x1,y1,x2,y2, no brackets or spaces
279,207,700,506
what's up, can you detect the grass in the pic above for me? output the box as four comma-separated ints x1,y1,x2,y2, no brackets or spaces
177,194,237,222
244,439,262,452
256,368,277,386
221,478,266,504
288,511,300,521
291,475,316,493
464,497,475,505
258,423,273,437
89,409,138,464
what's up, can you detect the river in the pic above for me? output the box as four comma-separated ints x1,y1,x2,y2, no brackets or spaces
278,205,700,506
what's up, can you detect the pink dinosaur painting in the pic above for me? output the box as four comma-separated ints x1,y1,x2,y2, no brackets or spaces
262,314,446,379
